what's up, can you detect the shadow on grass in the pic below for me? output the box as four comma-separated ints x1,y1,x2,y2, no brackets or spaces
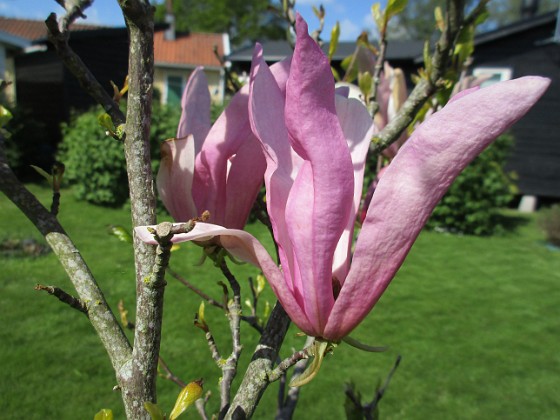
493,211,531,233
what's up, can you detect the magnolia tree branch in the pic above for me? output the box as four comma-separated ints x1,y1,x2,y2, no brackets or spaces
115,1,161,417
0,135,133,380
218,260,244,417
275,337,314,420
372,0,473,154
225,302,291,419
54,0,92,30
35,284,88,314
45,13,125,126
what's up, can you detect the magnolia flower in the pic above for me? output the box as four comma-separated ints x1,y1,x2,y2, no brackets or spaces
137,16,549,342
376,63,408,159
158,65,285,229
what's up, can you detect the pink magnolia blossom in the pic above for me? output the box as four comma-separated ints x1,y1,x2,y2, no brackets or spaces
158,63,286,229
137,16,549,341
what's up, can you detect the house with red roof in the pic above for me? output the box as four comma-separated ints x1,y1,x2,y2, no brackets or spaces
153,25,229,105
0,16,229,175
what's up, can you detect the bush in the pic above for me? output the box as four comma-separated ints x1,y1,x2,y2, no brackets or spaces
2,104,51,180
425,133,517,235
538,205,560,246
57,102,181,206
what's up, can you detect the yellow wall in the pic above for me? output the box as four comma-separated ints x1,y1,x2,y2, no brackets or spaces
153,66,224,105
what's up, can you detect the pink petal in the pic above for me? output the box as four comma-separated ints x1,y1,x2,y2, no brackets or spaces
134,222,316,335
248,44,302,298
157,135,198,221
192,86,254,225
281,15,355,330
176,67,212,154
332,94,375,282
193,58,292,227
324,76,551,340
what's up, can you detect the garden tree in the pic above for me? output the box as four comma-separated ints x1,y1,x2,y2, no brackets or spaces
388,0,558,39
153,0,287,46
485,0,558,25
0,1,549,419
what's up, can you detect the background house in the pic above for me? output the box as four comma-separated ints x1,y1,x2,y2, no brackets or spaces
470,10,560,207
0,29,30,104
153,20,229,106
0,16,228,176
228,10,559,208
227,39,424,88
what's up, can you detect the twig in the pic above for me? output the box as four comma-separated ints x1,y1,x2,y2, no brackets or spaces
0,134,132,380
54,0,92,31
225,302,291,419
364,355,402,416
213,45,241,92
344,355,402,419
167,267,225,310
35,284,88,315
45,13,125,128
157,356,186,388
194,310,223,364
196,391,212,420
369,38,388,117
268,343,312,383
218,259,244,418
275,336,314,419
372,0,473,154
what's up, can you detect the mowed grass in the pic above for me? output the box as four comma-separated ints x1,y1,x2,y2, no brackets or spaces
1,184,559,419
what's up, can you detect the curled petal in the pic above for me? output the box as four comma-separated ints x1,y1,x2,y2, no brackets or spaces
176,67,212,153
157,135,198,221
332,94,375,282
134,222,316,334
281,14,355,330
324,76,551,340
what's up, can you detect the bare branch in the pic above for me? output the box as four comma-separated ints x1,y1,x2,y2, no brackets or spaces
168,267,225,310
225,302,291,419
0,136,132,377
372,0,474,154
158,356,187,388
54,0,92,31
275,338,313,420
218,260,244,417
45,13,125,127
268,345,312,383
35,284,88,315
196,391,212,420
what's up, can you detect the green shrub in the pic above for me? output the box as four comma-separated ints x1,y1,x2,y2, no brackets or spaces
57,102,181,206
538,205,560,246
2,104,50,180
426,133,517,235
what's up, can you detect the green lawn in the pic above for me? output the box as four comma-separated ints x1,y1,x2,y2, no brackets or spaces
1,184,559,419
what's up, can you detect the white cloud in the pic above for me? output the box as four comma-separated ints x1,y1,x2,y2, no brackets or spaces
362,10,375,29
338,18,360,40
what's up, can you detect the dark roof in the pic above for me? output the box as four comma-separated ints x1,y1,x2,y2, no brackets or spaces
475,10,558,45
228,39,424,63
0,16,103,42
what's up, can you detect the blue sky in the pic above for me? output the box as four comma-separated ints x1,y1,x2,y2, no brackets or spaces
0,0,387,41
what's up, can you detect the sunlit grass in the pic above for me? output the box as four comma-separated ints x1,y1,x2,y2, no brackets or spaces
1,184,559,419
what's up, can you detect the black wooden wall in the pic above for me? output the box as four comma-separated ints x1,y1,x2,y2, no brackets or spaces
14,28,129,173
473,20,560,198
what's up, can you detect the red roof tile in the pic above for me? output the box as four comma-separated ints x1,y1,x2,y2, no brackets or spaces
0,16,103,41
154,30,224,68
0,17,225,68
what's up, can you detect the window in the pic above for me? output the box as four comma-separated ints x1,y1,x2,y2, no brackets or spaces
472,67,512,88
166,75,184,106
